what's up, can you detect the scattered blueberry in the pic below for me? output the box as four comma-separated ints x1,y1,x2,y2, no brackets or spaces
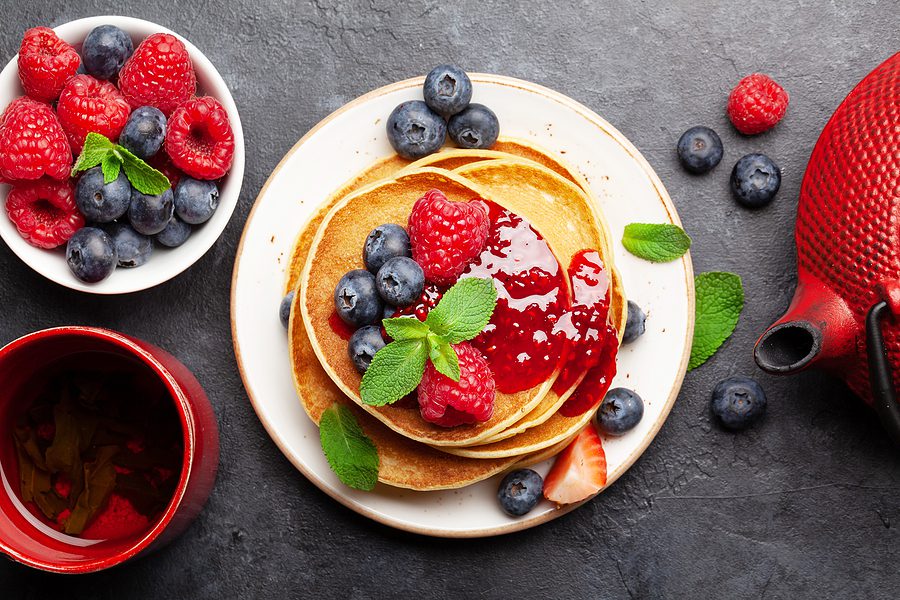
119,106,166,159
423,64,473,118
66,227,117,283
174,177,219,225
103,222,152,268
448,103,500,149
711,376,767,430
597,388,644,436
730,153,781,208
676,126,723,174
81,24,133,80
497,469,543,517
347,325,387,374
364,224,411,273
280,291,295,329
623,300,647,344
75,166,131,223
375,257,425,307
128,187,174,235
334,269,384,327
155,215,192,248
386,100,446,160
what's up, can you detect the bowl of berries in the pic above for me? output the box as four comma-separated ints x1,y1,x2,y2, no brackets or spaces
0,16,244,294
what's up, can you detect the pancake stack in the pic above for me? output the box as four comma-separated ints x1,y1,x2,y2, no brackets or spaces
286,138,626,490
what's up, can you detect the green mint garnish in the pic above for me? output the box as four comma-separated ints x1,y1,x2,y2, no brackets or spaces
318,403,379,491
360,277,497,406
72,132,171,195
689,272,744,370
622,223,692,263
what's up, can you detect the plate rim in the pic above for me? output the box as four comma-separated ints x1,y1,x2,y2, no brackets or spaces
231,73,695,537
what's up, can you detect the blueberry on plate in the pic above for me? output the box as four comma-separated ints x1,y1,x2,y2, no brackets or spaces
711,376,767,430
448,103,500,149
104,222,152,268
66,227,117,283
280,291,295,329
622,300,646,344
155,215,192,248
676,126,723,174
75,166,131,223
423,64,473,118
731,153,781,208
386,100,446,160
334,269,384,327
364,224,411,273
348,325,387,374
119,106,167,159
128,187,174,235
597,388,644,436
174,177,219,225
81,24,134,80
497,469,543,517
375,257,425,307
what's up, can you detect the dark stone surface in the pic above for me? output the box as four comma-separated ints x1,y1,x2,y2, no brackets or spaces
1,1,898,598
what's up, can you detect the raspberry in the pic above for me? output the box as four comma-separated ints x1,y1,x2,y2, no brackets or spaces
418,342,495,427
56,74,131,154
0,97,72,181
118,33,196,117
148,153,183,188
165,96,235,180
727,73,789,135
17,27,80,102
407,190,489,284
5,178,84,249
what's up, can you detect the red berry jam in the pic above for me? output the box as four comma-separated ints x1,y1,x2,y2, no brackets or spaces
558,326,618,416
390,284,445,321
328,310,355,340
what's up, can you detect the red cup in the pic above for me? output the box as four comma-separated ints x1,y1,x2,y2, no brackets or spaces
0,327,219,573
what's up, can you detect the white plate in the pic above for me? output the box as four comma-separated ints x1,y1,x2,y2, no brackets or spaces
0,16,245,295
232,75,694,537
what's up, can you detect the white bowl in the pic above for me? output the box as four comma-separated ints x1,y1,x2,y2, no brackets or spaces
0,16,245,294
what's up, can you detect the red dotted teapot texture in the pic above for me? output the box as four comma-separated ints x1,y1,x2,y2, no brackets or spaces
755,52,900,445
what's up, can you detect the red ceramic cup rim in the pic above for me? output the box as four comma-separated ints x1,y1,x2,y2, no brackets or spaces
0,326,196,573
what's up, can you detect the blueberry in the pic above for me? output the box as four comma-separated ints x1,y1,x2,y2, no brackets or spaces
622,300,646,344
497,469,543,517
155,215,192,248
75,166,131,223
386,100,446,160
677,126,723,174
280,291,295,329
66,227,117,283
731,153,781,208
383,303,397,320
174,177,219,225
347,325,387,374
711,376,767,430
103,222,152,268
375,257,425,307
597,388,644,436
334,269,384,327
119,106,166,159
128,187,174,235
364,224,411,273
81,25,133,80
423,64,473,118
448,103,500,149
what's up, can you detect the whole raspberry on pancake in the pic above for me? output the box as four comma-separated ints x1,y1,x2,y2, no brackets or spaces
417,342,495,427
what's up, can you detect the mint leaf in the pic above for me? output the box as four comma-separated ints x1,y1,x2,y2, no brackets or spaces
360,339,427,406
426,278,497,344
101,152,122,183
71,132,115,176
427,333,460,381
689,272,744,370
319,403,379,491
622,223,692,263
119,146,171,195
383,317,429,341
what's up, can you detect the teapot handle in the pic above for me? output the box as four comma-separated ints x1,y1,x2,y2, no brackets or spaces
866,301,900,446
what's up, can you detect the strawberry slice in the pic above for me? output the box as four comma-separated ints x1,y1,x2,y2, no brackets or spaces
543,424,607,505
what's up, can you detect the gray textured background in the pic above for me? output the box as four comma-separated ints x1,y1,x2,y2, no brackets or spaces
1,1,898,598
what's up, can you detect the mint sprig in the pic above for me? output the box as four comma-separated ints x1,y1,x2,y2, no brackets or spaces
72,132,171,195
359,277,497,406
622,223,692,263
319,403,379,491
689,272,744,370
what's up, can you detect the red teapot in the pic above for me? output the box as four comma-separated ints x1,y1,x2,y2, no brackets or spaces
754,51,900,445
